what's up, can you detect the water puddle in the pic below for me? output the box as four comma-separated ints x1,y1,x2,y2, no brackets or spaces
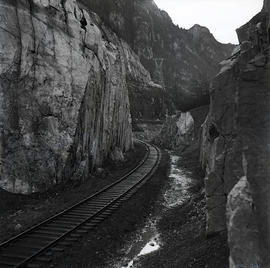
120,219,161,268
138,235,160,256
108,153,194,268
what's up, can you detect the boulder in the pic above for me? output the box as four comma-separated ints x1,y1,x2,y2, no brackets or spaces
109,147,125,162
154,111,194,150
227,176,259,268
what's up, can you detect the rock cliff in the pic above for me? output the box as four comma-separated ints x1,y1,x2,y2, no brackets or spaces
79,0,235,113
0,0,156,194
153,105,208,151
200,0,270,266
154,112,194,151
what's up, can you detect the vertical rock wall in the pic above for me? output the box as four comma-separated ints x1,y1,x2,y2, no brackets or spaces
153,111,195,151
127,80,170,120
79,0,235,112
0,0,152,194
200,1,270,266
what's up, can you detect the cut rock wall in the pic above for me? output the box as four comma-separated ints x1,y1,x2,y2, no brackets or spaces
200,1,270,266
79,0,235,112
0,0,153,194
154,111,195,151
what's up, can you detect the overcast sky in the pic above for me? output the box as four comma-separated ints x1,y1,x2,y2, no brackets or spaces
154,0,264,44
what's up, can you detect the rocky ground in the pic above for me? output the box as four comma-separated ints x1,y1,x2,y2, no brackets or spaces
0,143,146,244
0,119,229,267
131,146,229,268
53,149,170,268
97,106,229,268
53,121,228,267
1,105,230,268
89,141,227,268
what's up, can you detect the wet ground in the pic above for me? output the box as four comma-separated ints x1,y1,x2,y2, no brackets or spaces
107,152,200,268
105,146,229,268
0,143,147,244
163,154,194,208
51,107,229,267
9,141,228,268
53,150,171,268
121,219,160,268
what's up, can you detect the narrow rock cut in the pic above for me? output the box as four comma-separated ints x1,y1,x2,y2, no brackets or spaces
0,0,158,193
200,1,270,266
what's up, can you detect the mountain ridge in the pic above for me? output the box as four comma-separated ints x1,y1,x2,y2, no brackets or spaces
79,0,235,113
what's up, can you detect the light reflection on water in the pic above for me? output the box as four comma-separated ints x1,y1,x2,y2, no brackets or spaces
121,219,161,268
163,154,193,208
110,153,194,268
123,232,160,268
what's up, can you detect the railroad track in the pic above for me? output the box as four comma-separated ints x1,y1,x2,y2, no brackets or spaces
0,140,161,268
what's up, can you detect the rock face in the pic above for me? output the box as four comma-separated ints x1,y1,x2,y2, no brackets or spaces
154,112,194,151
0,0,157,194
128,80,170,120
79,0,235,112
227,176,259,267
200,0,270,266
153,105,209,151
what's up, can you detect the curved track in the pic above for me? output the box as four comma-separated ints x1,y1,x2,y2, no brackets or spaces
0,140,161,268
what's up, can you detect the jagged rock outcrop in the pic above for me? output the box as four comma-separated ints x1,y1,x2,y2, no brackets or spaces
154,112,194,150
200,0,270,266
0,0,156,194
79,0,235,113
128,80,170,120
153,105,208,150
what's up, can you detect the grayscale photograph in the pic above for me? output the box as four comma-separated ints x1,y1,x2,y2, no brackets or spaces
0,0,268,267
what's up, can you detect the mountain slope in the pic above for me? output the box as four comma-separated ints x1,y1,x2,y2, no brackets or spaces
79,0,235,110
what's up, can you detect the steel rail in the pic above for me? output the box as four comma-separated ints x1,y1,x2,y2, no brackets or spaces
0,140,160,268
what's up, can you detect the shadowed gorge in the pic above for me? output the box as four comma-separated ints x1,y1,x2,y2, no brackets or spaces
0,0,269,267
79,0,235,116
200,1,270,265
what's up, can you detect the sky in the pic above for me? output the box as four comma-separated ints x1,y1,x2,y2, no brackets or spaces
154,0,264,44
